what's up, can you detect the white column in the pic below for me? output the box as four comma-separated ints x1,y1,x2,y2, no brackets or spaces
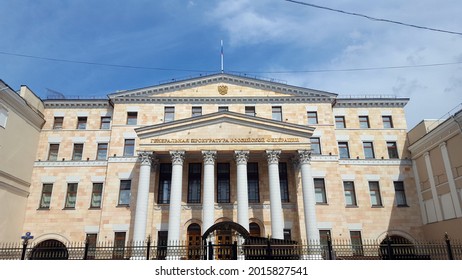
266,150,284,239
167,151,185,245
412,160,428,224
202,151,217,233
440,142,462,217
234,151,250,232
298,150,320,242
133,151,155,243
424,152,443,221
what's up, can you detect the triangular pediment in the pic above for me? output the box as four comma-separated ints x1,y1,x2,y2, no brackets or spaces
135,111,314,152
108,73,337,101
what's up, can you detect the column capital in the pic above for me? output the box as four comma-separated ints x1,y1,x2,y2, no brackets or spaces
138,151,155,166
170,150,185,165
234,150,249,165
266,150,281,165
439,141,447,149
297,150,312,164
202,150,217,165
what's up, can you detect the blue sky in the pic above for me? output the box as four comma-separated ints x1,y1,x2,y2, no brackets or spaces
1,0,462,128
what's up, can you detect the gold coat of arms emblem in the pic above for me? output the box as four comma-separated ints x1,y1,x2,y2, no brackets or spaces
218,85,228,95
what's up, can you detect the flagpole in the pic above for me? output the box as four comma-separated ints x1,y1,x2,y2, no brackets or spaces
221,40,224,73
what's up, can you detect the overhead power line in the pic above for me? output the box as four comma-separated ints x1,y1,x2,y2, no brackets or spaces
1,50,461,74
285,0,462,36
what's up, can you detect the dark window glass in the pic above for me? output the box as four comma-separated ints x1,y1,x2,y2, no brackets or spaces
247,162,259,203
100,116,111,129
218,106,228,112
335,116,346,128
350,231,364,256
387,141,399,159
338,142,350,159
53,117,63,129
283,229,292,240
249,223,261,237
97,143,108,160
86,233,97,259
187,163,202,203
382,116,394,128
118,180,131,206
311,137,321,155
158,163,172,204
48,144,59,161
245,106,256,117
369,181,382,207
72,144,84,160
314,178,327,204
272,106,282,121
192,107,202,117
65,183,78,208
363,142,375,159
77,117,87,129
394,181,407,206
307,111,318,125
359,116,370,128
39,184,53,209
344,181,357,206
217,163,230,203
279,162,289,202
113,232,126,259
90,183,103,208
123,139,135,156
127,112,138,125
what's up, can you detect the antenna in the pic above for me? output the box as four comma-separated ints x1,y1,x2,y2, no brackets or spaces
221,40,224,73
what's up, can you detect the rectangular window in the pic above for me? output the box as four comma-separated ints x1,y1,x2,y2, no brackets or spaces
90,183,103,208
338,142,350,159
218,106,228,112
77,117,87,129
319,230,331,254
369,181,382,207
363,142,375,159
310,137,321,155
217,163,230,203
307,111,318,125
394,181,407,206
164,107,175,122
113,232,126,260
387,141,399,159
48,144,59,161
247,162,260,203
187,163,202,203
126,112,138,125
86,233,97,259
72,143,84,161
279,162,289,203
53,117,63,129
157,231,168,260
350,231,364,256
314,178,327,204
382,116,394,128
192,106,202,117
245,106,256,117
283,229,292,240
123,139,135,157
65,183,78,209
359,116,370,128
96,143,108,160
158,163,172,204
100,116,111,129
272,106,282,121
39,184,53,209
335,116,346,128
118,180,131,206
344,181,357,206
0,105,8,128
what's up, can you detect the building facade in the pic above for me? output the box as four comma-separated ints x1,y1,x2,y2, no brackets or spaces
408,107,462,240
0,80,45,242
20,73,423,249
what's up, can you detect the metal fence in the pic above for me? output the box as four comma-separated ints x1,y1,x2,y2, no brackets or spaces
1,235,461,260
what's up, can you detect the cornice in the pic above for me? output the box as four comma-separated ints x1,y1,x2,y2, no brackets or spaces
335,98,409,108
338,159,412,165
34,161,108,167
43,99,111,108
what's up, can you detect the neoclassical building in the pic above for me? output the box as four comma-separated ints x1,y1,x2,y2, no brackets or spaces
20,73,423,249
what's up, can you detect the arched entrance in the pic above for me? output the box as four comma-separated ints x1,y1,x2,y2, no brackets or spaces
379,235,417,259
249,222,261,237
30,239,68,260
187,223,201,260
202,221,250,260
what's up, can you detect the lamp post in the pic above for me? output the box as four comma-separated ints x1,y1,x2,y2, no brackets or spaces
20,232,34,260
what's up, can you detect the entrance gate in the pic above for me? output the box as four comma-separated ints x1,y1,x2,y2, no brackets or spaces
202,221,250,260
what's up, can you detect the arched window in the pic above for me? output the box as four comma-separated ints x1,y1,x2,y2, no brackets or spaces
30,239,68,260
249,222,261,237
